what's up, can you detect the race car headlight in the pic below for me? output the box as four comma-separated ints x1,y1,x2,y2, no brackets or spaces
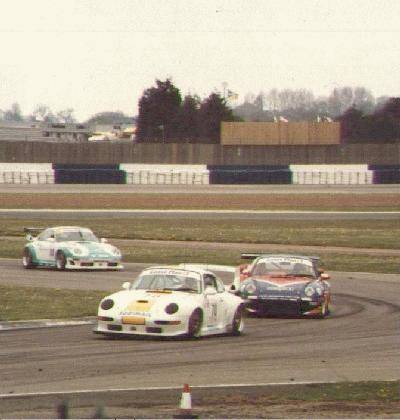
241,282,256,295
101,299,114,310
315,286,323,296
110,246,121,256
304,286,315,297
165,303,179,314
72,247,88,256
305,285,323,297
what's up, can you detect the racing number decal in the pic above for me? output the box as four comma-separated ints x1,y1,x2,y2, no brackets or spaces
209,303,218,324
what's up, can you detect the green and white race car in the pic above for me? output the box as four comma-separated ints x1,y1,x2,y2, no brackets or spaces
22,226,123,270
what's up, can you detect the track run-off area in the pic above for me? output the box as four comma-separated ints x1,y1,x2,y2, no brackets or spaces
0,183,399,416
0,261,399,396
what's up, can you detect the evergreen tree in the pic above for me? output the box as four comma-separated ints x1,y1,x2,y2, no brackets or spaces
198,93,236,143
177,94,200,142
136,79,182,142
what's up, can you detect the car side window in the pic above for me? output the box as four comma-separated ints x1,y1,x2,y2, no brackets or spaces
38,230,53,241
204,274,217,290
215,278,225,293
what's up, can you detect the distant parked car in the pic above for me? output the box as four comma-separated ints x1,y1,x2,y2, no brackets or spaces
235,254,331,318
22,226,123,270
94,265,244,338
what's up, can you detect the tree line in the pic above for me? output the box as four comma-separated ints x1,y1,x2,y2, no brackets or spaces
1,81,399,143
135,79,237,143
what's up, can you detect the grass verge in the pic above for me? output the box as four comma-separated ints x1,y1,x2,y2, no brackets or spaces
3,237,400,274
0,284,106,321
2,218,400,249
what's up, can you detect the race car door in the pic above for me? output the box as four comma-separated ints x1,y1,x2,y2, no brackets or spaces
35,229,56,262
203,274,227,329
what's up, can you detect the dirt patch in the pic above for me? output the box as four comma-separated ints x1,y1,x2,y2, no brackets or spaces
1,192,400,210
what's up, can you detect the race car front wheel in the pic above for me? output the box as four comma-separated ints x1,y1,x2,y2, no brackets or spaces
56,251,67,270
187,308,203,338
231,306,244,336
22,248,36,269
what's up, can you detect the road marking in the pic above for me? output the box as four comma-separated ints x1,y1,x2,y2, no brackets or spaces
3,379,393,399
1,209,400,214
0,319,94,331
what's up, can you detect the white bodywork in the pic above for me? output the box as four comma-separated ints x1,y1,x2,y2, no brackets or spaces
94,266,244,338
22,226,123,270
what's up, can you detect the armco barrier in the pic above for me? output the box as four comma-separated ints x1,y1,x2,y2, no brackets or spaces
0,163,399,185
290,164,373,185
125,170,209,185
369,164,400,184
54,169,126,184
0,163,54,184
0,171,55,184
207,165,291,184
120,164,209,185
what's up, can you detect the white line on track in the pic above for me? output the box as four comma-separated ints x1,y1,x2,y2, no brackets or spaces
0,381,351,399
1,209,400,214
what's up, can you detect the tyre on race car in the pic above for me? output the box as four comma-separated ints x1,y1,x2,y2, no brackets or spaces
22,248,36,269
56,251,67,270
187,308,203,338
231,305,244,336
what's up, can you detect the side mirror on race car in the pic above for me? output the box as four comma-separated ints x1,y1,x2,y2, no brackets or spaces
204,286,217,295
320,273,330,280
25,234,34,241
239,264,249,273
122,281,130,290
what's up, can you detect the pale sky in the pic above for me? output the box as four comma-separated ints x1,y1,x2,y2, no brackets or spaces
1,0,400,121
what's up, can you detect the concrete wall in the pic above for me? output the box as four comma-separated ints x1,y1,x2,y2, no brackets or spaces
0,141,399,165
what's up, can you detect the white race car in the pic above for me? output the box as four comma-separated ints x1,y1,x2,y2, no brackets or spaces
22,226,123,270
94,265,244,338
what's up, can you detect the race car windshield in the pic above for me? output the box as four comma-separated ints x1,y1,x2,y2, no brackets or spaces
132,274,201,293
252,259,316,278
55,231,99,242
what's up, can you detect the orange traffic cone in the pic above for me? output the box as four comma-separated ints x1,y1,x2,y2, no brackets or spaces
173,383,198,419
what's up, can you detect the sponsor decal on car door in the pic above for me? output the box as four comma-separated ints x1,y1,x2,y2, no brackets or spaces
205,294,219,327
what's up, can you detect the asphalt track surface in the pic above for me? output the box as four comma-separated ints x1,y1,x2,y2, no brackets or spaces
0,260,399,400
1,209,400,220
1,183,399,194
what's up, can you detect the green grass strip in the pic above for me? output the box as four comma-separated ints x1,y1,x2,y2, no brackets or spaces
0,284,106,321
2,218,400,249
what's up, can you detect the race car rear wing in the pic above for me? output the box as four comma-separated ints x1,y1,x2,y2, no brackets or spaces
23,227,44,240
178,264,240,291
23,227,44,233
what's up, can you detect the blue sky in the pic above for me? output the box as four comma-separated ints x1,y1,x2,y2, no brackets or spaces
1,0,399,120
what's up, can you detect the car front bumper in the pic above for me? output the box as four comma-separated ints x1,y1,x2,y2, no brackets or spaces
94,317,186,337
65,258,123,270
245,296,324,316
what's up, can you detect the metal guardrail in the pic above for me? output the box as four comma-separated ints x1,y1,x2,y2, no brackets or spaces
292,171,373,185
0,171,55,184
125,171,210,185
0,170,380,185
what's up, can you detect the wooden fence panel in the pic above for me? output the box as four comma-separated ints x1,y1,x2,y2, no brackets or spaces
221,122,341,145
0,141,399,165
